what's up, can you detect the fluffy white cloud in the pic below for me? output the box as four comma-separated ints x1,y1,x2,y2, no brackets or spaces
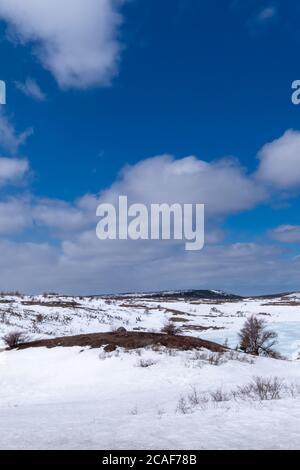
33,198,94,232
0,158,29,186
257,130,300,189
4,155,262,237
15,78,46,101
270,225,300,243
0,0,124,89
0,109,33,154
1,147,299,294
100,155,266,216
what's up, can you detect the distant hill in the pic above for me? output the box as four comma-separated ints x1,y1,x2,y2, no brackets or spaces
108,289,242,301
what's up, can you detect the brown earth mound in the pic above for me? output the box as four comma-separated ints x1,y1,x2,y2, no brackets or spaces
14,330,225,352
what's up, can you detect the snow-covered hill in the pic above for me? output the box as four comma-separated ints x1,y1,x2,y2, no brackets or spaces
1,291,300,357
1,290,300,450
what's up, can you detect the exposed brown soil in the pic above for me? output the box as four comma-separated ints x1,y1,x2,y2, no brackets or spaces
189,300,239,305
182,324,225,332
262,301,300,307
14,330,225,353
119,303,159,310
169,317,190,323
164,308,196,317
21,300,82,309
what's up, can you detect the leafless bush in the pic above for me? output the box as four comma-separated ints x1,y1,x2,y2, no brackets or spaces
187,387,209,407
0,311,6,323
157,408,166,418
176,396,190,414
177,377,298,415
2,331,29,348
236,311,246,318
166,348,178,357
191,350,209,361
187,387,202,406
208,352,226,366
129,406,138,415
239,315,278,357
287,382,300,398
137,358,157,368
189,350,226,366
226,350,255,364
210,388,231,402
237,377,285,401
161,321,180,336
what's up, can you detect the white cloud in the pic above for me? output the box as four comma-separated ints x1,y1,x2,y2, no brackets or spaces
270,225,300,243
1,145,300,294
100,155,266,216
0,109,33,154
0,235,296,295
0,0,124,89
33,198,94,232
15,78,46,101
8,155,263,237
0,198,31,234
257,130,300,189
0,157,29,186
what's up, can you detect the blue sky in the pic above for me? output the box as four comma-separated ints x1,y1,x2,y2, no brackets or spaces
0,0,300,295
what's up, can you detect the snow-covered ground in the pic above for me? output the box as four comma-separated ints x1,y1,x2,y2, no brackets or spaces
0,291,300,449
1,292,300,357
1,346,300,450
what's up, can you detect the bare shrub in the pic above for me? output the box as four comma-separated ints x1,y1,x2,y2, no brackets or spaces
187,387,210,408
161,321,180,336
129,406,138,415
178,377,297,415
176,396,190,414
2,331,29,348
189,350,226,366
239,315,278,357
226,350,255,364
0,311,6,323
210,388,231,402
137,359,157,368
157,408,166,418
287,382,300,399
187,387,202,406
237,377,284,401
166,348,178,357
191,350,209,361
208,352,226,366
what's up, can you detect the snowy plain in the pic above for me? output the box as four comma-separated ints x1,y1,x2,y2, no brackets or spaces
0,291,300,449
